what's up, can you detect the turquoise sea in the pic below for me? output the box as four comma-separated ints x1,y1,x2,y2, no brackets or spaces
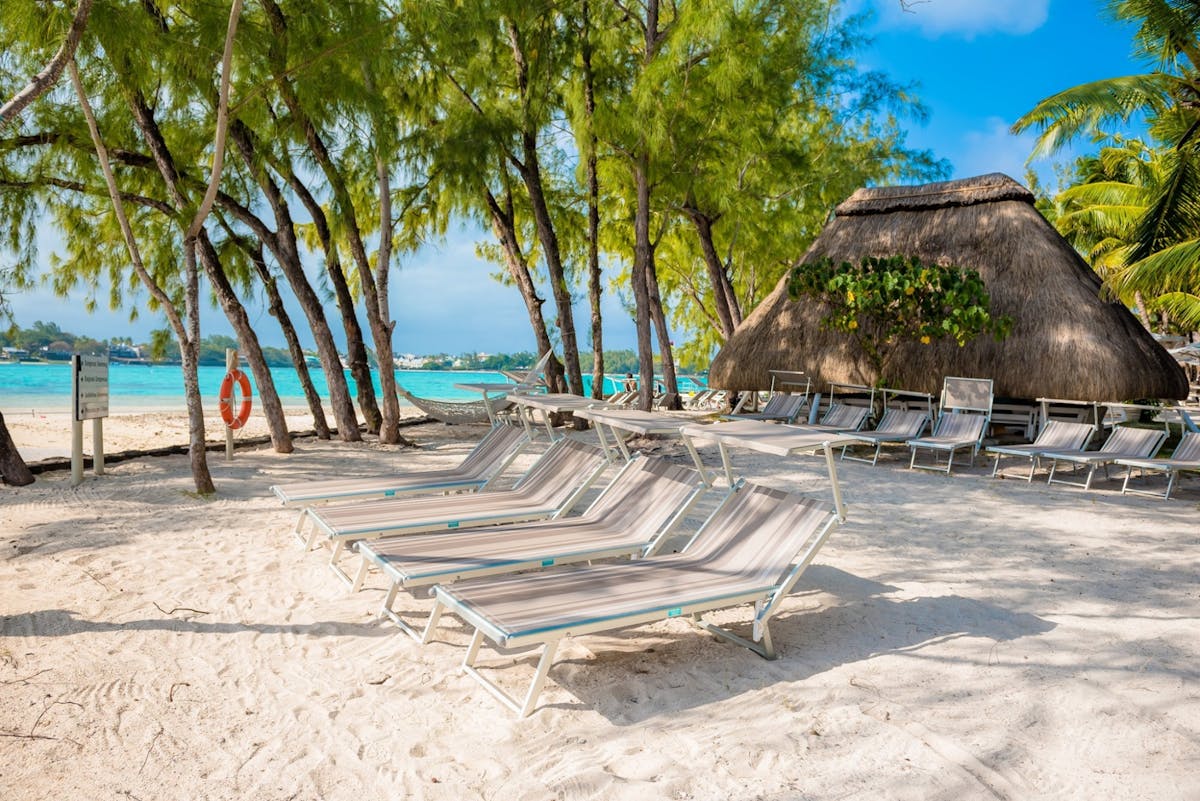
0,362,636,414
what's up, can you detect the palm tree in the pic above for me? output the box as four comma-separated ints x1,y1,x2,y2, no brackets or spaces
1013,0,1200,330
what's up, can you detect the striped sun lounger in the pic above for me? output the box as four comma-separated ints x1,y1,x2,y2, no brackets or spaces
1117,431,1200,499
433,482,843,716
986,419,1095,481
297,438,609,587
354,454,707,640
1043,425,1168,491
271,423,528,518
841,408,929,466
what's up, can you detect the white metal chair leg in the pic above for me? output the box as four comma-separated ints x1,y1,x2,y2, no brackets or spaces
461,630,562,717
350,556,371,593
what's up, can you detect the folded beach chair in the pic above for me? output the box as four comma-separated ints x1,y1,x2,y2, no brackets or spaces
1116,431,1200,499
432,482,842,716
271,423,528,514
840,408,930,466
986,420,1096,481
354,455,707,639
1043,425,1168,491
297,438,609,586
906,377,993,473
498,350,554,391
725,391,809,423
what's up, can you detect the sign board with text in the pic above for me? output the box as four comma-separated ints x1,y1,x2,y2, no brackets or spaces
73,354,109,421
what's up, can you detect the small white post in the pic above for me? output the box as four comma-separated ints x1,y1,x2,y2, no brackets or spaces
92,417,104,475
71,418,84,487
225,348,237,461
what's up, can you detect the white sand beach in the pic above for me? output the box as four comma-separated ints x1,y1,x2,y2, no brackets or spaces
2,416,1199,800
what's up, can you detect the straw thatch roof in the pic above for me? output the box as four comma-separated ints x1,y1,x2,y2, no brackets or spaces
709,173,1189,401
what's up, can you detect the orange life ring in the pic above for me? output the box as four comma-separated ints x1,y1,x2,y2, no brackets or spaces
219,369,253,430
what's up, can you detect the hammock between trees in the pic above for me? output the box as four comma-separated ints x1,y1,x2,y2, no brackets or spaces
395,381,512,425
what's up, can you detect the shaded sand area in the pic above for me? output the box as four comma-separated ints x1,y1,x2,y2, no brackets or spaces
2,419,1199,800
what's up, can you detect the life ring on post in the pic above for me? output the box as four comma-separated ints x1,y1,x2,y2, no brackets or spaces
219,369,253,430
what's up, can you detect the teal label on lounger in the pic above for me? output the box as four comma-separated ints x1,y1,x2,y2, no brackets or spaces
448,521,459,528
541,559,555,567
667,607,682,617
384,490,395,497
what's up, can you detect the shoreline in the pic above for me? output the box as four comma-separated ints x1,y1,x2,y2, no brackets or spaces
3,406,428,462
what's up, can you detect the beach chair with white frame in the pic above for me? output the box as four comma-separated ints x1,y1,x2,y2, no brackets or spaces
1116,431,1200,499
906,377,993,473
1042,425,1168,491
432,481,844,717
296,437,610,587
354,453,707,639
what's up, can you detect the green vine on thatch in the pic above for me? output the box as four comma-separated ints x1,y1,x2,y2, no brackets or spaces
787,255,1012,385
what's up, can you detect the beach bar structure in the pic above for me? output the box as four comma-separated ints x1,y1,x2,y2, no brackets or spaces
709,173,1188,402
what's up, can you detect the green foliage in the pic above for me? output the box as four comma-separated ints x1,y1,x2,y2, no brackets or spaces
787,255,1012,384
1015,1,1200,330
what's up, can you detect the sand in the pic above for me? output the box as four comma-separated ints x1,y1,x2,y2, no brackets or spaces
2,413,1199,800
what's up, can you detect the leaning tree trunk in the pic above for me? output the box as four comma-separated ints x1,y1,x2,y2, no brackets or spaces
632,156,657,410
0,413,34,486
581,0,605,399
688,209,738,341
181,243,216,494
197,233,293,452
226,119,359,440
645,246,682,407
485,186,566,393
247,246,330,439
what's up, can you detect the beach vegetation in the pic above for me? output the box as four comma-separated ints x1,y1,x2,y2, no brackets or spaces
1,0,942,489
787,254,1012,386
1015,0,1200,333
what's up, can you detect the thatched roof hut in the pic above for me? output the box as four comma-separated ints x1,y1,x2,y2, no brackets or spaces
709,173,1189,401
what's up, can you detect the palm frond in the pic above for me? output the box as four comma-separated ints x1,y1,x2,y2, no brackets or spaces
1130,146,1200,259
1114,235,1200,294
1013,74,1182,157
1153,289,1200,328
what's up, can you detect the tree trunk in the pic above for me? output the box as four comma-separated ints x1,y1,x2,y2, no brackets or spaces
226,119,359,440
181,242,216,494
262,0,381,434
282,168,380,433
505,20,584,396
484,186,565,393
581,0,604,400
687,208,738,340
0,412,35,486
632,156,657,410
71,60,212,493
196,232,293,452
246,245,330,439
645,255,681,406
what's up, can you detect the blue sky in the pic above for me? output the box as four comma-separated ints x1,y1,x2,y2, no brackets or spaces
4,0,1145,356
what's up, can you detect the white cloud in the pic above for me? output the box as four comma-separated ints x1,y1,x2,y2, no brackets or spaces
877,0,1050,38
951,117,1040,181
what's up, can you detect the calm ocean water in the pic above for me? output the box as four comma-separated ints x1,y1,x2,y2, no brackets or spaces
0,362,629,414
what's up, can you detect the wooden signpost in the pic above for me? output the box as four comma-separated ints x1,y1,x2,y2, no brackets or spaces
71,353,109,487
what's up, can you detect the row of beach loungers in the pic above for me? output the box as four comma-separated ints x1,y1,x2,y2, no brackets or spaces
272,427,846,716
717,374,1200,498
271,382,1197,714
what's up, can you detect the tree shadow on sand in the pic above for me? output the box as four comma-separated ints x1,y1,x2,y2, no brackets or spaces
0,608,395,639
